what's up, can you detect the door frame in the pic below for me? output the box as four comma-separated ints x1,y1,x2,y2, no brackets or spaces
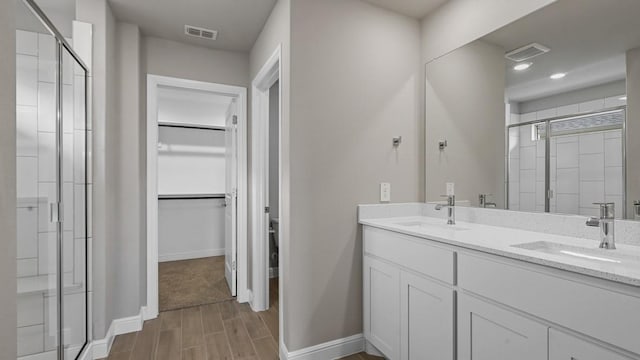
250,46,281,312
145,74,248,320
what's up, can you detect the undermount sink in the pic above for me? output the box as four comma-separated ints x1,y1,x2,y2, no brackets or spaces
512,241,640,265
393,220,470,231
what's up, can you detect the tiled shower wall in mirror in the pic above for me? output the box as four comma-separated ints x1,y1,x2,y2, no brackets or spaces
16,28,88,359
508,95,626,218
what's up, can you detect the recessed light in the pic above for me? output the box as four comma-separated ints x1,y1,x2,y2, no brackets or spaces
550,73,566,80
513,62,532,71
619,96,627,101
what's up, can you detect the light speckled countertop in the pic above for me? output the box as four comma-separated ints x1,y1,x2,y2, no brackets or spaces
360,216,640,287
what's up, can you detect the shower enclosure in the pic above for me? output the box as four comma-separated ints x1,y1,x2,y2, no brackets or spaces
16,0,89,359
507,107,626,218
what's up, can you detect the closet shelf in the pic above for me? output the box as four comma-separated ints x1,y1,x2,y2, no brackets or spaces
158,193,226,200
158,122,226,131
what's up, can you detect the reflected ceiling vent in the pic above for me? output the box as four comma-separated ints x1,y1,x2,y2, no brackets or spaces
505,43,550,62
184,25,218,40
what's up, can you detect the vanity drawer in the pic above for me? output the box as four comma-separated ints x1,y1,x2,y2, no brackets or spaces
363,226,455,284
458,252,640,355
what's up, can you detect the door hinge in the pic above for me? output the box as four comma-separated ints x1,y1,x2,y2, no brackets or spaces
265,206,270,213
232,115,238,125
232,260,236,271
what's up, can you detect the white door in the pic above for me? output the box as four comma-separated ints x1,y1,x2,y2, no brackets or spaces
225,99,238,296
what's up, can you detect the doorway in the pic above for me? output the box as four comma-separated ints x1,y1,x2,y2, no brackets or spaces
250,47,282,343
146,75,248,319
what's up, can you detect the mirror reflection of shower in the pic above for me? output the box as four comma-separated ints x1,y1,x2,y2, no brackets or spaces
507,108,626,219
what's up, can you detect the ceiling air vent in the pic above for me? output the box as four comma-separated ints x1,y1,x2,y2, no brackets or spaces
505,43,550,62
184,25,218,40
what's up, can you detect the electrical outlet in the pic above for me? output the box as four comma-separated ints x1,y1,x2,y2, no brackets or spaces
380,183,391,202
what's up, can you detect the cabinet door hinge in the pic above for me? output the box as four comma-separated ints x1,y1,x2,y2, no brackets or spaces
232,260,237,271
232,115,238,125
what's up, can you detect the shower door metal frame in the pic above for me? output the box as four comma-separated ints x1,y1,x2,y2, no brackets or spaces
20,0,90,359
506,106,627,218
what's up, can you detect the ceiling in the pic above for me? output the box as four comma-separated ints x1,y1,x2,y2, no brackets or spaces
361,0,448,19
483,0,640,102
108,0,277,52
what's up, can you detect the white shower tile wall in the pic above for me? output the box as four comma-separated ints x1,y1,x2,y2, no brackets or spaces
16,29,89,358
508,96,626,219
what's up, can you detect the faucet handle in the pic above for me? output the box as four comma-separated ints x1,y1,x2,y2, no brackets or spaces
586,217,600,227
592,202,615,219
440,194,455,205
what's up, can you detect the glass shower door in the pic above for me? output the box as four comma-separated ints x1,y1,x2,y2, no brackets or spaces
507,121,549,213
16,1,62,356
16,0,88,358
61,46,88,360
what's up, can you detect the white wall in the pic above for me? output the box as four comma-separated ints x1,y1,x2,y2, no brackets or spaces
0,0,17,356
421,0,556,63
144,36,250,88
77,0,117,339
518,80,626,114
287,0,422,351
111,21,145,322
157,127,226,195
426,40,506,207
158,198,226,261
158,86,231,127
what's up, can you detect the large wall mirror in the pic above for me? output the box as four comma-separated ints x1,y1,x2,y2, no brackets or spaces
425,0,640,220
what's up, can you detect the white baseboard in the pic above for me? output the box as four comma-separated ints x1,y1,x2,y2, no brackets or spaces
84,306,146,359
281,334,365,360
158,248,225,262
364,340,384,357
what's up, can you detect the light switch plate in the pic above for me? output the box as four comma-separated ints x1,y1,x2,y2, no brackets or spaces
380,182,391,202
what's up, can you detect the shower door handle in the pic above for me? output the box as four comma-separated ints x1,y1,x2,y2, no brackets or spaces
49,202,61,223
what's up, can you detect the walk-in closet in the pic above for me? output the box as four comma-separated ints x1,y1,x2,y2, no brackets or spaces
155,85,235,311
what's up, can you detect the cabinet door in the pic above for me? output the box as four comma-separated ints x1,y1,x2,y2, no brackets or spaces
400,272,454,360
549,329,635,360
364,256,400,359
458,293,548,360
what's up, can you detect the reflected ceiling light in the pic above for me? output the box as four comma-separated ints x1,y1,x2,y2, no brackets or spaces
550,72,566,80
513,62,532,71
619,96,627,101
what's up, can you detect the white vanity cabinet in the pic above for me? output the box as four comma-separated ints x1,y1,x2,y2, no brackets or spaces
363,227,455,360
361,223,640,360
457,293,548,360
363,256,401,359
549,329,636,360
400,271,454,360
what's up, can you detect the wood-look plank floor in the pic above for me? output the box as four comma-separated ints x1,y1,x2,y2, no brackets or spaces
105,278,381,360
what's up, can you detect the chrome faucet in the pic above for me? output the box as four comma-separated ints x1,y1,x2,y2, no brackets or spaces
479,194,497,208
586,202,615,250
435,195,456,225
